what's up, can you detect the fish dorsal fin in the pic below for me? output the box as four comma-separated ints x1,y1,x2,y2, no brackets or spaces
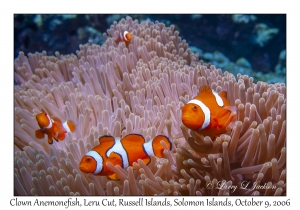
99,135,115,144
93,136,116,157
107,152,123,167
121,134,145,145
218,91,227,100
199,86,213,96
52,117,62,123
195,86,214,102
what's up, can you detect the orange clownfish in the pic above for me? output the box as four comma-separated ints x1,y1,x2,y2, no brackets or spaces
181,86,236,138
35,112,76,144
115,30,132,45
79,134,172,180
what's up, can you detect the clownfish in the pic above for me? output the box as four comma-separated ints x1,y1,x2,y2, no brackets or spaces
79,134,172,180
35,112,76,144
115,30,132,45
181,86,236,138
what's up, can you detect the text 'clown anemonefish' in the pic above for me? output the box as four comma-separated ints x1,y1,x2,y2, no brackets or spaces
181,85,236,138
35,112,76,144
79,134,172,180
115,30,132,45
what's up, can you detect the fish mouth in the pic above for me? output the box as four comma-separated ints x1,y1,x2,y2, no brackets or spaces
181,116,200,130
181,116,193,125
79,165,93,173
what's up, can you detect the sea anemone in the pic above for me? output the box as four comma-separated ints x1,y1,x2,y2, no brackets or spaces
14,16,286,196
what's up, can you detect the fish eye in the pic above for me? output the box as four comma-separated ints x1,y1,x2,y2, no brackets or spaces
86,157,91,162
193,106,197,110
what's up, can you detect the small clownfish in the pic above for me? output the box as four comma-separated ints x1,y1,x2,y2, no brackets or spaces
79,134,172,180
35,112,76,144
181,86,236,138
115,30,132,45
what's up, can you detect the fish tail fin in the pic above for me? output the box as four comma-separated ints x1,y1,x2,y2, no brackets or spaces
63,120,76,132
151,135,172,158
35,129,45,139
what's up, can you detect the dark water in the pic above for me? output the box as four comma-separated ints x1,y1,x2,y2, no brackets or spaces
14,14,286,82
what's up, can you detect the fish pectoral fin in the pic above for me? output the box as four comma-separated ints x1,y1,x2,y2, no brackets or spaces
224,113,237,131
106,153,123,180
223,106,237,113
107,173,120,180
212,117,225,131
107,152,123,167
35,129,45,139
210,117,219,128
226,121,236,131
